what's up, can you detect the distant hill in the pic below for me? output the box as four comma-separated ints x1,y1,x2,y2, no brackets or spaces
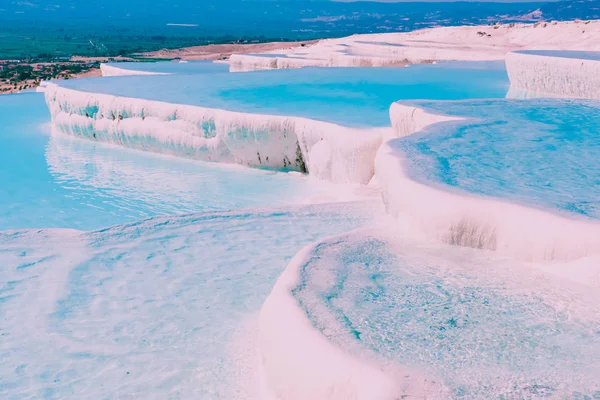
539,0,600,21
1,0,597,59
2,1,597,39
0,1,546,38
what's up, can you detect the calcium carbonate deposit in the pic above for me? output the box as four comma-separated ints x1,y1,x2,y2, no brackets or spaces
3,20,600,400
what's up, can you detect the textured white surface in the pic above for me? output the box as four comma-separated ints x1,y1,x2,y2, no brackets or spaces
44,83,385,184
228,52,409,72
389,102,463,138
100,64,169,76
0,204,373,399
229,20,600,71
506,51,600,98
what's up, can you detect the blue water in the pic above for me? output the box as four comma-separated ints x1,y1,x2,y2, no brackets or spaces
106,60,230,74
57,62,509,127
397,99,600,218
0,93,337,230
294,231,600,398
517,50,600,61
0,203,375,399
0,89,378,399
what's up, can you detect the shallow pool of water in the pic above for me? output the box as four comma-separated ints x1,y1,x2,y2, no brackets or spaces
398,99,600,218
57,62,509,127
0,93,338,230
294,230,600,398
0,203,375,400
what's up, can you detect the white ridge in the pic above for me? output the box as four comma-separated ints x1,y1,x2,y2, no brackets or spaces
100,63,170,76
229,20,600,71
44,83,386,184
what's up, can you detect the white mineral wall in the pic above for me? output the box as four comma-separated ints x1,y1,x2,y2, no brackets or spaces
389,102,464,138
228,54,409,72
44,83,384,184
506,51,600,99
100,64,169,77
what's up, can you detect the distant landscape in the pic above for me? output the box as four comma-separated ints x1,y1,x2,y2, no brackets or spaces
1,0,597,93
1,0,598,60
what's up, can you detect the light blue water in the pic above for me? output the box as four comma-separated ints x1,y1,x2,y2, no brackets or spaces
0,91,378,399
58,62,509,127
294,231,600,398
0,93,337,230
106,60,230,74
517,50,600,61
0,203,375,399
397,99,600,218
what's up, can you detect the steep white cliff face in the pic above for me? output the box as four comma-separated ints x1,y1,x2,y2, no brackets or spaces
506,51,600,99
44,83,385,184
228,53,410,72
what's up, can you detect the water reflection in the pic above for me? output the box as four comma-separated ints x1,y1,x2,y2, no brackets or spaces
44,134,330,230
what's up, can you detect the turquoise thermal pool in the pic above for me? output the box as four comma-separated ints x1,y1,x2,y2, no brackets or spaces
0,203,375,399
0,93,339,230
57,62,509,127
396,99,600,218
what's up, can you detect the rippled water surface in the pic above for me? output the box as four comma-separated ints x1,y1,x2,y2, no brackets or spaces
398,99,600,218
0,93,337,230
294,231,600,398
0,204,374,399
58,62,509,127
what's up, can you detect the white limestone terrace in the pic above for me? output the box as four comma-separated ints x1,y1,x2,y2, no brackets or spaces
229,20,600,71
260,227,600,400
44,22,600,261
506,50,600,98
377,100,600,263
100,64,169,76
32,22,600,400
259,231,449,400
44,62,508,185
